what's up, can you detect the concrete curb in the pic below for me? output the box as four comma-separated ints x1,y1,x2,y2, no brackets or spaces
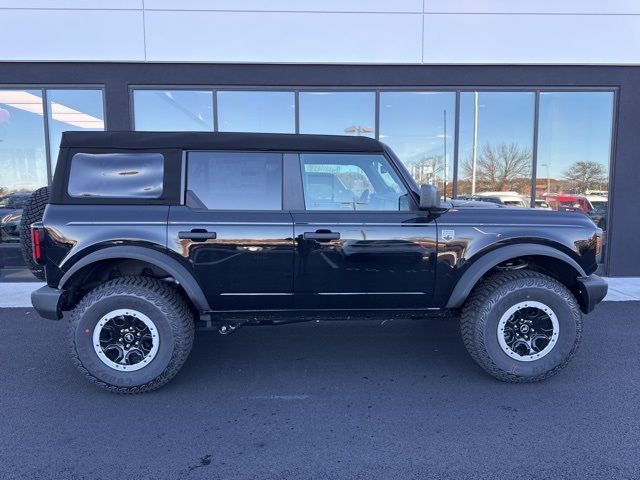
1,278,639,309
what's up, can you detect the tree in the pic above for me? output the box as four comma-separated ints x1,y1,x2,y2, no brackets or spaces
461,142,531,192
562,161,607,193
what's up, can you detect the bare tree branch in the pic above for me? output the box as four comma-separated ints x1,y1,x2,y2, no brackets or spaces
562,161,607,193
461,142,531,192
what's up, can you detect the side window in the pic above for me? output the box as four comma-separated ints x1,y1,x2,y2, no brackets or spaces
187,151,282,210
300,153,409,211
68,152,164,199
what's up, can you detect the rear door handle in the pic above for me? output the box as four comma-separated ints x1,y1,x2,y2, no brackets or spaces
178,229,217,241
303,231,340,241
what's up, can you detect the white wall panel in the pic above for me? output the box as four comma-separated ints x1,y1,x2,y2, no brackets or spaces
425,0,640,14
0,10,145,61
0,1,142,8
1,4,639,64
145,0,422,13
423,14,640,64
145,11,423,63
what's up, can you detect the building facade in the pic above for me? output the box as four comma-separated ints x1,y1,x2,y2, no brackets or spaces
0,1,638,279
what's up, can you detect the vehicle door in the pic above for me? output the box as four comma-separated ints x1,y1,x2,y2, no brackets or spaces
291,152,437,310
167,151,294,310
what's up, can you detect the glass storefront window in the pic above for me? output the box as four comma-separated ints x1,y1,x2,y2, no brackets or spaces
47,89,105,168
457,92,535,207
537,92,614,266
217,91,295,133
379,92,455,196
299,92,375,137
133,90,214,131
0,89,48,278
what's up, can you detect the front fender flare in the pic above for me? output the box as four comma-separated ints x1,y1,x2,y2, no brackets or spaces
445,243,586,309
58,246,210,312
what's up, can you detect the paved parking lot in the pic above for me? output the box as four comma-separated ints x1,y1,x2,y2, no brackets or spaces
1,303,639,479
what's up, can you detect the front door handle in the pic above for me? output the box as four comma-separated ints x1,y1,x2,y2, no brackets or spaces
178,229,217,241
303,231,340,241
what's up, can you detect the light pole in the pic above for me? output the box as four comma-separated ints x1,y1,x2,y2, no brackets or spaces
540,163,550,193
471,91,479,195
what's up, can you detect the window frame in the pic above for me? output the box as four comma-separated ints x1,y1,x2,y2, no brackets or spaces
53,147,182,206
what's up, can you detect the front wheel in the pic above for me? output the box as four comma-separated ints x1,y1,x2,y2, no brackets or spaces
461,270,582,382
69,277,194,393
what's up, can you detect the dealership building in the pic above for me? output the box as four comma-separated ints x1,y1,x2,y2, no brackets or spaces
0,1,639,280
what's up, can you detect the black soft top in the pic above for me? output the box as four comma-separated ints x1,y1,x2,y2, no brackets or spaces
60,131,385,153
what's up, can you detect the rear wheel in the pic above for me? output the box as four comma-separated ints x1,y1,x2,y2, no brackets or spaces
69,276,194,393
19,186,49,280
461,270,582,382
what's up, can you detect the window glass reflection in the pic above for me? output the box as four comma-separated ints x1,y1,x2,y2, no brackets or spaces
457,92,535,206
299,92,375,137
300,153,408,211
47,89,104,168
133,90,214,131
187,152,283,211
218,91,295,133
379,92,455,197
0,89,48,275
537,91,613,244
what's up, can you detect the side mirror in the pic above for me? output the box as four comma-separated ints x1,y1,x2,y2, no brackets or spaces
419,184,441,210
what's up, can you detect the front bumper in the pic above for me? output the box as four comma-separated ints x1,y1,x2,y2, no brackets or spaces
575,274,608,314
31,286,64,320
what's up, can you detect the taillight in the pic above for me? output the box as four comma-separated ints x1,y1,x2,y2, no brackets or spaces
31,226,44,265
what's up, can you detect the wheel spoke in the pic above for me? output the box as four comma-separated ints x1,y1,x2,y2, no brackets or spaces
93,309,159,371
497,301,559,362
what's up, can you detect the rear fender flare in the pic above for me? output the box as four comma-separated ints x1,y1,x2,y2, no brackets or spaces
445,243,586,309
58,246,210,312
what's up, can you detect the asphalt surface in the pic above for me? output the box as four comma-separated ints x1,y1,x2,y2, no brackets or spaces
1,304,639,480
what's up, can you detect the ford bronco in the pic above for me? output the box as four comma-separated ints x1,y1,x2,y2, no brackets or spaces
28,131,607,393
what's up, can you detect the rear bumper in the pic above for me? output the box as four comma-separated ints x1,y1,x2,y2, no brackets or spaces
575,274,608,314
31,286,64,320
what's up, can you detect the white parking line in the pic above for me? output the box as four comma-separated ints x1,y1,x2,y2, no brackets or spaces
1,278,639,308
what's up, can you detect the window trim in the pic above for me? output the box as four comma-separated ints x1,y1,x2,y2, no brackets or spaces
53,147,182,206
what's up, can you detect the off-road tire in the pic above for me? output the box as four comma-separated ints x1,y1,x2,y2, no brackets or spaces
19,186,49,280
461,269,582,382
69,276,194,393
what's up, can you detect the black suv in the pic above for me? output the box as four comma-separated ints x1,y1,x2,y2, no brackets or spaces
30,131,607,393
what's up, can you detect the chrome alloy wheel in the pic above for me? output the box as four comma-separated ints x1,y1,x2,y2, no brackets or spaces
497,301,559,362
92,309,159,371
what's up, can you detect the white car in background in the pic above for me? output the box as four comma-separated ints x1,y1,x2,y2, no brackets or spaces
473,191,529,208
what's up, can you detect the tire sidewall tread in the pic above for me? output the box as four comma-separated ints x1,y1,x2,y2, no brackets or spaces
69,276,194,394
19,186,49,280
461,269,582,383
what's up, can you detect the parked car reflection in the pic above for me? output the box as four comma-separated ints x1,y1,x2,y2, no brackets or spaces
543,192,608,230
0,192,30,243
